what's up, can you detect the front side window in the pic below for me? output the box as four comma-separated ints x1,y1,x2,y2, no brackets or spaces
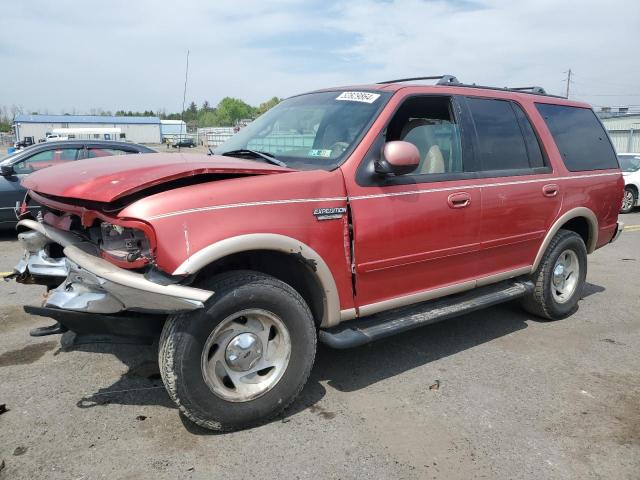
386,96,463,175
13,148,81,174
535,103,618,171
467,97,530,171
213,90,390,170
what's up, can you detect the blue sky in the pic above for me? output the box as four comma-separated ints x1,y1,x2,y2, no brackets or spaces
1,0,638,113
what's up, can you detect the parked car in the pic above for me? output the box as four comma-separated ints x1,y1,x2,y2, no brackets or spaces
172,137,196,148
10,76,624,431
0,140,154,229
619,153,640,213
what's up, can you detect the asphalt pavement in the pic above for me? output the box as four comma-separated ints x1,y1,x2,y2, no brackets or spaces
1,212,639,479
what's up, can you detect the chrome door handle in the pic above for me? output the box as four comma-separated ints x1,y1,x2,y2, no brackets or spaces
542,184,559,197
448,192,471,208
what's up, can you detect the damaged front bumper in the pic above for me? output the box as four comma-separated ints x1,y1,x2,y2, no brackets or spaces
14,219,213,315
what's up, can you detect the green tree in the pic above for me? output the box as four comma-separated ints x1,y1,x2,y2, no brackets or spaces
214,97,256,126
257,97,281,115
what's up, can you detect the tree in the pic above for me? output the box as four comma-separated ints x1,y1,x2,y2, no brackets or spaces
214,97,256,126
257,97,281,115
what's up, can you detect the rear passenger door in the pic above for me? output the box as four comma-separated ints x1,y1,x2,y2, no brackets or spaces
461,97,561,280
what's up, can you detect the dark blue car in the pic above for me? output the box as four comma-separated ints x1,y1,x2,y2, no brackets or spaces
0,140,154,229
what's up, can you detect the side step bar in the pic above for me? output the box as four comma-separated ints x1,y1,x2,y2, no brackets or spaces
319,279,534,349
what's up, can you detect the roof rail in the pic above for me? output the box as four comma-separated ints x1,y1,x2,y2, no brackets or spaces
509,86,547,94
376,75,564,98
377,75,460,85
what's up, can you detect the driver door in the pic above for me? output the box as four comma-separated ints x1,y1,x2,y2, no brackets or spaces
345,94,481,314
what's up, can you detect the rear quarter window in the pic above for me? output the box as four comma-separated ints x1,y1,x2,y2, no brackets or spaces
535,104,618,171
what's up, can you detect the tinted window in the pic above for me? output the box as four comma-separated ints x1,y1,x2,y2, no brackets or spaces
14,148,80,174
512,103,545,168
535,104,618,171
467,98,530,171
88,148,132,158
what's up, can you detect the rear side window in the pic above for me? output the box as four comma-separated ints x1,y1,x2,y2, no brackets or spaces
88,148,133,158
535,104,618,171
467,98,530,171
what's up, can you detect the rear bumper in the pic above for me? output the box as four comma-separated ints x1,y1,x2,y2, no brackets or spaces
610,221,624,244
14,219,213,314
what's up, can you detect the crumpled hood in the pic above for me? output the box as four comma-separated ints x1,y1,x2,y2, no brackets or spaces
21,152,290,203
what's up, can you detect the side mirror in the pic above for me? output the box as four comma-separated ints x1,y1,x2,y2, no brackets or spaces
374,141,420,175
0,164,15,177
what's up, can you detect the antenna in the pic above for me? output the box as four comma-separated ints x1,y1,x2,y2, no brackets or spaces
179,50,190,152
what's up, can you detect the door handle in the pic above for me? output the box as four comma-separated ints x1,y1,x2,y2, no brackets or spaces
447,192,471,208
542,184,559,197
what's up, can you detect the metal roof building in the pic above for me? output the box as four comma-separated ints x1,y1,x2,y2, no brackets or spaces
601,114,640,153
13,114,161,144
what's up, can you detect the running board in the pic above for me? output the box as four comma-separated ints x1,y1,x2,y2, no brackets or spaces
319,279,534,349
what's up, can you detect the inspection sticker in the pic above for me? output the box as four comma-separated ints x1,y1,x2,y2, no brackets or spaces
336,91,381,103
309,149,332,158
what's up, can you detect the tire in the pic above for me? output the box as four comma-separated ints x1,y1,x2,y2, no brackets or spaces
521,229,587,320
620,186,637,214
159,270,316,431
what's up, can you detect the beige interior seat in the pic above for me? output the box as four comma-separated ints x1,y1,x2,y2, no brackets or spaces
399,119,445,174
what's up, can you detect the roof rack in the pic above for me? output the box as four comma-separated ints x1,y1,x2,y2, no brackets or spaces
509,86,547,94
377,75,564,98
377,75,460,86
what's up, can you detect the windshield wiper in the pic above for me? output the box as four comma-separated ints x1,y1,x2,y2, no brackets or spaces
220,149,287,168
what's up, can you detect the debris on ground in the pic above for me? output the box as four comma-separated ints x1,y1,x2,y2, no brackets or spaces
429,380,440,391
13,446,27,456
0,459,5,472
0,404,7,415
136,415,147,421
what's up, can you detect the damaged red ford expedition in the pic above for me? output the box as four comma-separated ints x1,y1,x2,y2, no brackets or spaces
11,75,624,431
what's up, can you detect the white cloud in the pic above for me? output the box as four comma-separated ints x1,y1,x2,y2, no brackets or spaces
1,0,638,112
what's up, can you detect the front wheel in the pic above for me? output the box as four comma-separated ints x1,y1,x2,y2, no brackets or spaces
620,187,637,214
159,271,316,431
522,229,587,320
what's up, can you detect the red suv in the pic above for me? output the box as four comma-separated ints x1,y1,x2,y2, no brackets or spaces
11,75,624,431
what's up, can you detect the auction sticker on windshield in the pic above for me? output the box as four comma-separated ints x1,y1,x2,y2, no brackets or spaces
336,91,381,103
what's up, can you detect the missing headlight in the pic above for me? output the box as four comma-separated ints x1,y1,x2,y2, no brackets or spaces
100,222,152,263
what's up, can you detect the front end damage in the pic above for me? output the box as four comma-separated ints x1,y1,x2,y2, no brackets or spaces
12,217,213,336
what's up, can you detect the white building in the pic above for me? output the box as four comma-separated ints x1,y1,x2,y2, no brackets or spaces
600,113,640,153
160,119,187,141
13,114,161,144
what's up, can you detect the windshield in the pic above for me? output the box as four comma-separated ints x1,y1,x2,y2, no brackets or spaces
618,154,640,173
214,90,390,170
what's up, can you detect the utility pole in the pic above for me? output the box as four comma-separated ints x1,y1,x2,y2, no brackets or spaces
179,49,190,151
565,68,572,99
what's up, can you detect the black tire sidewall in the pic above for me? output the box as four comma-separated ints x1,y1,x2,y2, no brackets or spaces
170,275,316,429
541,233,587,318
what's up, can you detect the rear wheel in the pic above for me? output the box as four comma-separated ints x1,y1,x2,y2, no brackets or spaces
159,270,316,431
620,186,637,214
522,229,587,320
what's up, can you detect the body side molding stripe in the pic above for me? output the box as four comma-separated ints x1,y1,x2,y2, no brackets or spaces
148,197,347,220
145,172,618,220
